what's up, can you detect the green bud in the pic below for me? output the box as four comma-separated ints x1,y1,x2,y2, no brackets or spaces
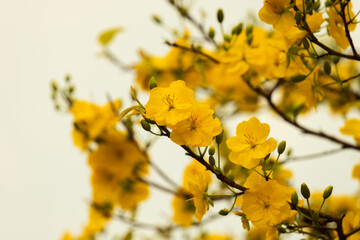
217,9,224,23
246,25,253,35
65,74,71,82
68,85,74,94
246,33,253,45
141,119,151,131
291,74,307,82
291,191,299,207
302,38,310,49
295,11,302,25
325,0,333,7
233,23,243,35
323,185,333,199
208,27,215,39
333,55,340,64
152,15,162,24
224,34,232,43
277,141,286,154
51,81,58,91
306,1,313,11
301,183,311,199
149,76,157,90
324,61,331,75
216,131,224,144
208,146,215,155
219,208,229,216
264,153,270,161
209,155,216,167
313,1,320,11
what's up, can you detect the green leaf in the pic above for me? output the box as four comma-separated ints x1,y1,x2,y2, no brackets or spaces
98,27,123,46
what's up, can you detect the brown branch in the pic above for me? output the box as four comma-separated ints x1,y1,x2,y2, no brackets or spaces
165,41,220,64
340,2,358,56
166,0,218,47
244,80,360,152
282,147,345,164
160,126,248,192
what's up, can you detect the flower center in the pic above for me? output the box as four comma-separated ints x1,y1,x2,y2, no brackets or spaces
162,93,175,111
244,133,257,148
188,115,199,131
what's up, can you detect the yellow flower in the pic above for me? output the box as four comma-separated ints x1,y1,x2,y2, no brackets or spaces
170,101,222,147
88,130,148,179
79,206,110,240
183,160,212,222
145,80,194,126
115,178,150,210
328,2,357,50
241,179,293,226
172,195,195,227
226,117,277,169
353,162,360,181
258,0,295,31
70,99,122,151
196,234,233,240
247,226,278,240
342,210,360,240
340,119,360,146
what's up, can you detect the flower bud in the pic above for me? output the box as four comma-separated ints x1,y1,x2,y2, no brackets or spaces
149,76,157,90
323,185,333,199
324,61,331,75
291,191,299,207
302,38,309,49
208,146,215,155
217,9,224,23
208,27,215,39
209,155,216,167
245,25,253,35
295,11,302,25
301,183,311,199
216,131,224,144
333,55,340,64
277,141,286,154
141,119,151,131
219,208,229,216
152,15,162,24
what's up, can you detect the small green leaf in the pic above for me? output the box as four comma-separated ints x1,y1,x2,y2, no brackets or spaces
98,27,123,46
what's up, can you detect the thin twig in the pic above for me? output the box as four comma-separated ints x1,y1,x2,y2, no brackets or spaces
165,41,220,64
282,147,345,164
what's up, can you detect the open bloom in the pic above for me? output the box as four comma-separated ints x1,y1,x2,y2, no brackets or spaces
340,118,360,146
258,0,295,31
226,117,277,169
170,101,222,147
241,179,293,226
145,80,194,126
183,160,212,222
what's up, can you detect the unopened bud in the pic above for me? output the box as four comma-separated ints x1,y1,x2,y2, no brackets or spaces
277,141,286,154
301,183,311,199
333,55,340,64
323,185,333,199
295,11,302,25
209,155,216,167
291,191,299,207
208,27,215,39
149,76,157,90
217,9,224,23
216,131,224,144
208,146,215,155
141,119,151,131
302,38,310,49
219,208,229,216
152,15,162,24
324,61,331,75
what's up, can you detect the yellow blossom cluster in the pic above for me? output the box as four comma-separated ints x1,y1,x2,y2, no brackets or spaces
145,80,222,147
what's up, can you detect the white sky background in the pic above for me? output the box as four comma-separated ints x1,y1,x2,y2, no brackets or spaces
1,0,360,240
